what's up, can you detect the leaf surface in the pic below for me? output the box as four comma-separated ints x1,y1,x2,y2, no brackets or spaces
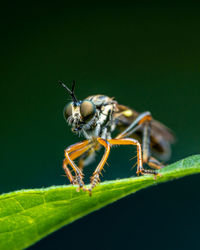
0,155,200,249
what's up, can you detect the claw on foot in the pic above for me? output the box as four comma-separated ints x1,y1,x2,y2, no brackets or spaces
153,172,162,180
74,184,93,196
78,186,92,196
90,174,100,190
136,168,159,176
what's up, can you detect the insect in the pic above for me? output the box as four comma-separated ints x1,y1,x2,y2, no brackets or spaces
59,80,175,193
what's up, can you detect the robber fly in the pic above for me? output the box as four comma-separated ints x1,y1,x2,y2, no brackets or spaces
59,80,175,193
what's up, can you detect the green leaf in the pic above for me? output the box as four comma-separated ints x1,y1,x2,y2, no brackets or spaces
0,155,200,250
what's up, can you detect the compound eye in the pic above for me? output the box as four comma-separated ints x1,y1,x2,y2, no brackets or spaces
63,102,73,120
80,100,96,120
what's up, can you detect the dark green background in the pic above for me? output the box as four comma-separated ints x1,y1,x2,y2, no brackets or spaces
1,3,200,250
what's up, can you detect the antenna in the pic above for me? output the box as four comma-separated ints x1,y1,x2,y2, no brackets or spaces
59,80,79,105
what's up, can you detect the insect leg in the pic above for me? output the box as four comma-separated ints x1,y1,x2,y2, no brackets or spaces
89,138,111,191
147,157,164,169
142,120,151,162
66,143,93,170
78,144,101,170
107,138,147,175
63,150,85,186
142,121,164,170
63,140,90,188
116,112,163,172
116,111,152,139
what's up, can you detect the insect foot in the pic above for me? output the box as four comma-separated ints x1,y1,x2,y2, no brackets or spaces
87,173,100,194
72,174,85,188
137,168,159,176
136,170,144,176
153,172,162,180
76,185,89,193
83,187,93,196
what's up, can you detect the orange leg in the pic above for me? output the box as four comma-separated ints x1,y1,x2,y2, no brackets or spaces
107,138,144,175
115,112,162,172
108,138,157,175
89,138,111,191
78,143,101,170
63,140,90,188
89,137,156,192
69,143,93,163
63,142,92,183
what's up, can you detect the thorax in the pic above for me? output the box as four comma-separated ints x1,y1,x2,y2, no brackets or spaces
81,95,117,140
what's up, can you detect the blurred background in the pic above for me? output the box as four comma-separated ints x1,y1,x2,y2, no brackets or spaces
1,3,200,250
